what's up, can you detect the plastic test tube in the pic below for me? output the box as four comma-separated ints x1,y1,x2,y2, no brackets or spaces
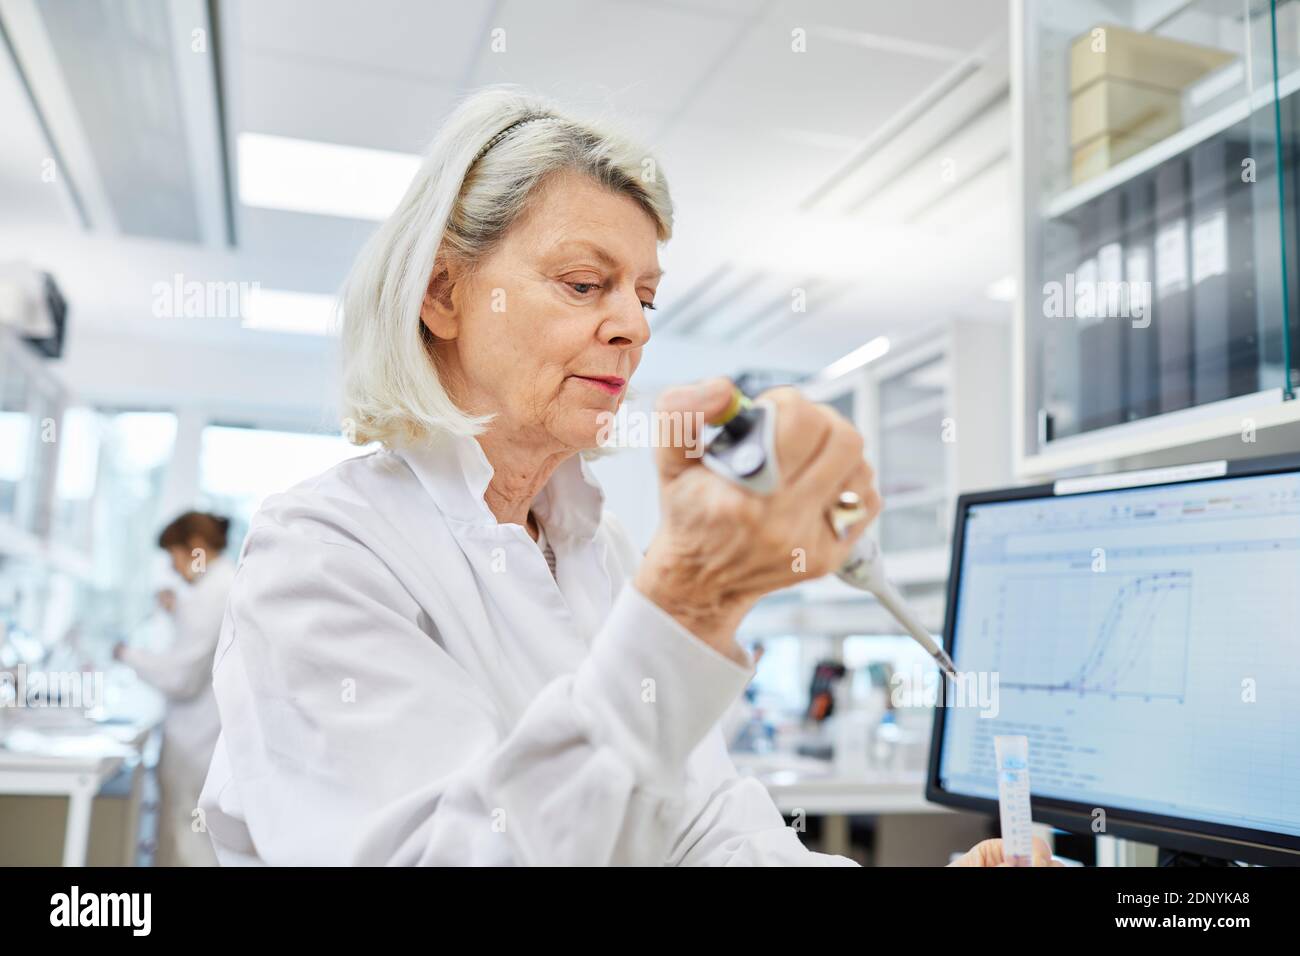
994,735,1034,866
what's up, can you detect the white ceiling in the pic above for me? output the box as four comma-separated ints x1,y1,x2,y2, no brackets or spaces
0,0,1014,414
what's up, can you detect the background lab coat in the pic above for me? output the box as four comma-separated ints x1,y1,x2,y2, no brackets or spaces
121,555,234,867
199,432,854,866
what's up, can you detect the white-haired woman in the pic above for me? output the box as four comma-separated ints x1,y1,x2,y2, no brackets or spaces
199,88,1053,867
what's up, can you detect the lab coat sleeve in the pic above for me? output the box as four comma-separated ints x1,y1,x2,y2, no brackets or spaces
208,521,755,866
597,505,856,866
120,577,227,701
120,642,214,701
666,731,858,866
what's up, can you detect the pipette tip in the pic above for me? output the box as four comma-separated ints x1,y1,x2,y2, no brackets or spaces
935,649,960,681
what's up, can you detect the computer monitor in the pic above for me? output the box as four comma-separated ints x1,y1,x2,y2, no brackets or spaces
926,453,1300,865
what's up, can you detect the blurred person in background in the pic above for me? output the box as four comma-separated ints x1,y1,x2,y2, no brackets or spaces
115,511,234,867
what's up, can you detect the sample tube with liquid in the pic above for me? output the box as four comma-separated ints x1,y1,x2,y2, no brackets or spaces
994,734,1034,866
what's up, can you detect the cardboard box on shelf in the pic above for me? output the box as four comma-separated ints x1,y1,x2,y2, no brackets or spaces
1067,24,1235,184
1070,78,1181,147
1072,130,1165,185
1070,24,1236,94
1071,106,1184,185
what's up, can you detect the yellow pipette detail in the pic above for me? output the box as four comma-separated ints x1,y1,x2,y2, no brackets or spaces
707,386,752,428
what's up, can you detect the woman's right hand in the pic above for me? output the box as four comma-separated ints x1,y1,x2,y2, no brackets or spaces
634,377,881,661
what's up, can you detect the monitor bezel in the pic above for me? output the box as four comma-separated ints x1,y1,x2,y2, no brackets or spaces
925,451,1300,866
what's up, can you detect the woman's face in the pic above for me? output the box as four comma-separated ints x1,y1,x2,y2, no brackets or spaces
167,541,205,583
423,170,661,451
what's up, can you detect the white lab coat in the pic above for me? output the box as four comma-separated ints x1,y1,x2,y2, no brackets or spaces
198,432,853,866
121,555,234,867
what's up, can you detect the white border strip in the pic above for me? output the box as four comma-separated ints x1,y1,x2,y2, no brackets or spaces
1053,460,1228,496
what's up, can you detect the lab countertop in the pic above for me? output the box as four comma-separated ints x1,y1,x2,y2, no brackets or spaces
732,751,948,816
0,705,160,867
0,705,158,773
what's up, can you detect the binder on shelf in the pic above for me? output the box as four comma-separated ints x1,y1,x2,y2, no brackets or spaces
1277,92,1300,393
1286,98,1300,394
1060,200,1098,439
1153,158,1195,413
1123,176,1159,420
1078,188,1127,431
1189,132,1260,405
1038,227,1078,440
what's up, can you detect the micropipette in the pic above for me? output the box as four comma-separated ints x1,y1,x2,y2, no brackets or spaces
702,388,959,681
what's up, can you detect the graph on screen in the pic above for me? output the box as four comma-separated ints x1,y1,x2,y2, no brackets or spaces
938,467,1300,846
990,569,1192,700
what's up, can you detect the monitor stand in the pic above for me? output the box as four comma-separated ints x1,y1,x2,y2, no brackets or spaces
1158,848,1243,867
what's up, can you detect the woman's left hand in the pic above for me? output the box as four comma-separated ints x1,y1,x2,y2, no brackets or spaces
947,836,1062,867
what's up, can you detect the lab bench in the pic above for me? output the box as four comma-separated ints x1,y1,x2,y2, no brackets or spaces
732,752,991,864
0,709,158,866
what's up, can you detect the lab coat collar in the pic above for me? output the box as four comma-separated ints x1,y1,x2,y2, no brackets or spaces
394,430,606,542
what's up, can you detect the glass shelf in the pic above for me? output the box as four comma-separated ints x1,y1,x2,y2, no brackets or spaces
1018,0,1300,462
874,349,954,556
0,343,33,529
0,330,58,536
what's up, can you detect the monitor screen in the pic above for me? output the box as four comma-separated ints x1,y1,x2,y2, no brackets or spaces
936,466,1300,846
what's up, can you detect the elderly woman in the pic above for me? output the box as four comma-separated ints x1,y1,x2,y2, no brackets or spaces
199,88,1051,867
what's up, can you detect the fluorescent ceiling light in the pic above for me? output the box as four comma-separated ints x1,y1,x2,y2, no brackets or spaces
986,275,1016,302
243,288,338,336
237,132,421,221
819,336,890,380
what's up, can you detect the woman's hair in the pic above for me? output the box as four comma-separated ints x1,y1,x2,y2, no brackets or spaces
339,86,674,446
158,511,231,553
